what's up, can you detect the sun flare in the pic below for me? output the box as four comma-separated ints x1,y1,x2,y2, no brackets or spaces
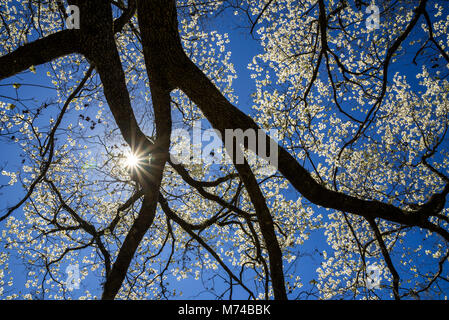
124,152,140,169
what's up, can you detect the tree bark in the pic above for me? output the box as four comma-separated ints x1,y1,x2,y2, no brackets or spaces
0,30,80,80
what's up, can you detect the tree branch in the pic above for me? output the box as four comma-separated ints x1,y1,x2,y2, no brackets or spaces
0,29,81,80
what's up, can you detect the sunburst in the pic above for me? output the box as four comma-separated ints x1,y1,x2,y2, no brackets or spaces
124,151,140,169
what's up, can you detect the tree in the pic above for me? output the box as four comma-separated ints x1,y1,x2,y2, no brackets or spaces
0,0,448,300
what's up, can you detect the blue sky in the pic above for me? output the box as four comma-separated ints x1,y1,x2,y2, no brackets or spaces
0,0,448,300
0,5,328,300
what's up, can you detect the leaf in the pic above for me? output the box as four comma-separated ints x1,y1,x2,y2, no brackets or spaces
29,65,36,73
8,104,16,110
12,83,21,89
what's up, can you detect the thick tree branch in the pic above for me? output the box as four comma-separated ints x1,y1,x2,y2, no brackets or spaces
135,0,449,299
0,29,81,80
152,0,448,236
233,160,287,300
57,0,170,300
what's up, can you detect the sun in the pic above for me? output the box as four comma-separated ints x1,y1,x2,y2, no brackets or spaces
124,152,140,169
